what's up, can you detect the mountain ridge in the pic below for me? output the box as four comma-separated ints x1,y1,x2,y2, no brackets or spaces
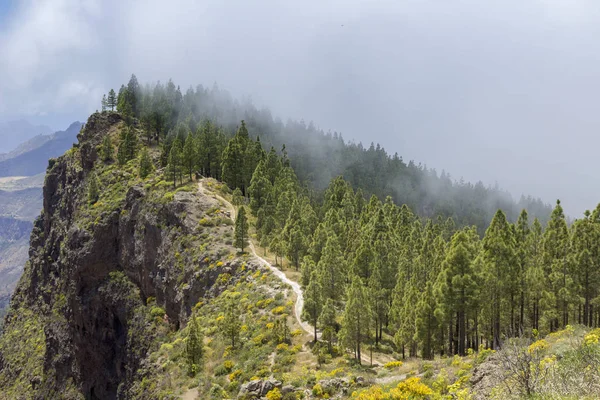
0,121,83,177
0,120,53,154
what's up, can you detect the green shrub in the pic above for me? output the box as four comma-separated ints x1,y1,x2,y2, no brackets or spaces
150,306,165,318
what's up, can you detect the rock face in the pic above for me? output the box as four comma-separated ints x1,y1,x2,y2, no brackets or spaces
238,378,283,398
0,112,241,399
470,353,503,400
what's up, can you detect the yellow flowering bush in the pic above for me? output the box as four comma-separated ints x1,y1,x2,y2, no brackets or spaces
228,369,242,381
276,343,289,352
223,360,234,371
392,378,433,398
290,344,302,354
384,361,404,369
528,339,549,354
216,273,231,284
265,388,282,400
272,306,286,315
352,377,433,399
312,383,324,397
584,332,599,346
253,334,266,345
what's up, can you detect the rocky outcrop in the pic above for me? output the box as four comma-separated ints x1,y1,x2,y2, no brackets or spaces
238,378,283,398
0,112,242,399
470,353,503,400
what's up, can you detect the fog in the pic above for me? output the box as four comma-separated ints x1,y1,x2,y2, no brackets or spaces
1,0,600,215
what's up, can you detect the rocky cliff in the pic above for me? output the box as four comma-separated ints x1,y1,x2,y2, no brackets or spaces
0,217,33,315
0,113,248,399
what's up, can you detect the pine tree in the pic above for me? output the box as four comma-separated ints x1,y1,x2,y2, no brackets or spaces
182,132,195,180
368,264,388,347
117,127,137,165
220,301,241,348
232,188,244,207
107,89,117,111
139,147,153,179
166,138,183,187
397,278,419,357
416,281,438,359
340,276,370,364
309,223,329,264
302,271,322,341
481,210,515,349
264,147,282,184
166,141,182,188
526,218,545,331
282,200,309,270
319,298,337,353
101,135,113,162
248,160,272,215
437,229,479,355
222,121,256,194
234,206,249,252
542,200,571,331
186,311,204,375
127,74,140,116
514,209,530,334
317,236,345,301
101,94,107,112
273,317,291,344
300,256,315,288
88,172,99,204
269,235,285,266
572,207,600,327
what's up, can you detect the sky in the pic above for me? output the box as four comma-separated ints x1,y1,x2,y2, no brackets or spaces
1,0,600,215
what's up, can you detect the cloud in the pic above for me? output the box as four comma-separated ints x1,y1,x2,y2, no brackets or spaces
1,0,600,214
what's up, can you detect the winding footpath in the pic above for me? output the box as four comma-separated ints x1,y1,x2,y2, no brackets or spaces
181,180,403,399
198,180,315,338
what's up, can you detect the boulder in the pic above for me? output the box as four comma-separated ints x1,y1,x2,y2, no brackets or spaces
281,384,295,394
238,378,282,398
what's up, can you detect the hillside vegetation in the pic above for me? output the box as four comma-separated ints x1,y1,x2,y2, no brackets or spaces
0,78,597,400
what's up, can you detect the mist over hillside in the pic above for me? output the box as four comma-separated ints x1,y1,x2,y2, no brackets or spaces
125,78,552,230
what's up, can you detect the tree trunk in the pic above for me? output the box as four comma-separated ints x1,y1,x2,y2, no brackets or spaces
474,309,479,350
494,300,501,349
458,310,465,356
519,289,525,335
510,292,514,336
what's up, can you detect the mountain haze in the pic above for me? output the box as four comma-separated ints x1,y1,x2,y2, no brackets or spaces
0,121,83,177
0,120,52,154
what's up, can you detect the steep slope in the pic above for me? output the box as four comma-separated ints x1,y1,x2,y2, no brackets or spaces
0,113,264,399
0,217,32,316
0,120,52,154
0,121,83,177
0,122,83,318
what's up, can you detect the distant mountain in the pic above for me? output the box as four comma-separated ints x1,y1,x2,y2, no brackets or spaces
0,134,54,162
0,120,53,153
0,121,83,177
0,187,43,220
